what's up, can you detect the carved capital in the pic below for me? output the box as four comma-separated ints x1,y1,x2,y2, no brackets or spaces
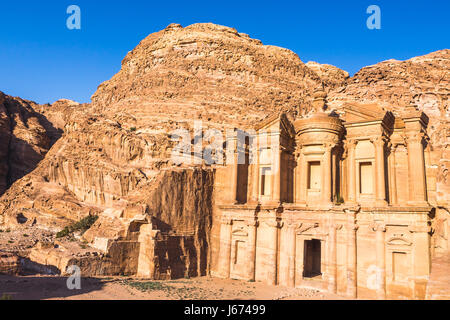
405,131,425,145
371,222,386,232
389,143,399,153
346,139,358,149
323,142,335,151
294,147,303,161
347,224,359,231
265,220,282,228
370,136,388,146
221,217,233,225
341,146,348,160
246,219,259,228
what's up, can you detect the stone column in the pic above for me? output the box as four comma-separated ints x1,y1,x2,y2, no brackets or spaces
272,150,282,203
410,223,431,299
332,148,337,201
373,223,386,299
294,153,300,203
266,220,280,285
341,148,348,201
327,222,340,294
373,137,387,206
249,164,258,203
295,148,307,204
230,151,239,204
406,132,428,205
246,220,258,281
322,144,333,204
347,140,357,203
287,224,297,287
288,154,295,202
218,217,233,278
250,146,260,203
388,144,398,205
345,209,359,298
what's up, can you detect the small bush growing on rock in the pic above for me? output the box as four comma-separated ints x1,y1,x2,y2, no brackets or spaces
56,215,99,238
56,227,71,238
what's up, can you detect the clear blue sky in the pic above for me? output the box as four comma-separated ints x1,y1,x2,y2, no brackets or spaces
0,0,448,104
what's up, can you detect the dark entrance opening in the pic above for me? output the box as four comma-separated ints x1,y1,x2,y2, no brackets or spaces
303,239,322,278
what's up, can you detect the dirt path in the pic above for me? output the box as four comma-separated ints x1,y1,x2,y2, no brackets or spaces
0,275,346,300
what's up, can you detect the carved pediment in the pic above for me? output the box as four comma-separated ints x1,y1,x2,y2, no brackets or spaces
387,236,412,246
255,112,295,138
342,103,387,123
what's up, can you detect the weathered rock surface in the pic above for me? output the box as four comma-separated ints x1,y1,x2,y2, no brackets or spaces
91,23,325,132
0,252,20,275
305,61,349,89
0,23,448,282
0,23,340,229
0,92,55,195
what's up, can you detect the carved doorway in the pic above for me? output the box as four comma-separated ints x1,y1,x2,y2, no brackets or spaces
303,239,322,278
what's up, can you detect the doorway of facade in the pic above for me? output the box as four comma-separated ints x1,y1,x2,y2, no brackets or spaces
303,239,322,278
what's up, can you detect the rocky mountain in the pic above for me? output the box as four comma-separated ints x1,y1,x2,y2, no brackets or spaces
91,23,331,132
305,61,349,89
0,23,333,227
0,93,70,196
0,23,448,277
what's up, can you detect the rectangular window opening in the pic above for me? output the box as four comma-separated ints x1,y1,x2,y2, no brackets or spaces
307,161,321,190
359,162,373,194
260,167,272,196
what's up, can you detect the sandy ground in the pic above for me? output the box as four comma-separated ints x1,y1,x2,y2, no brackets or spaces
0,275,346,300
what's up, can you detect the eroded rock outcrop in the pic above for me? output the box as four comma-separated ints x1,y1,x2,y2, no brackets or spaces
0,24,447,281
305,61,349,89
0,23,326,276
0,92,55,195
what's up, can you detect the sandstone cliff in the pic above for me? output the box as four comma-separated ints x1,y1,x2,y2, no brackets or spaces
0,92,63,196
91,23,326,132
0,23,448,278
1,23,327,232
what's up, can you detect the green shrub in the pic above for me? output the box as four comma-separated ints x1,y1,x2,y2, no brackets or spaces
56,215,99,238
56,227,70,238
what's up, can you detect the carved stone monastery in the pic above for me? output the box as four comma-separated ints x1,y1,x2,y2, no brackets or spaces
212,89,434,299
